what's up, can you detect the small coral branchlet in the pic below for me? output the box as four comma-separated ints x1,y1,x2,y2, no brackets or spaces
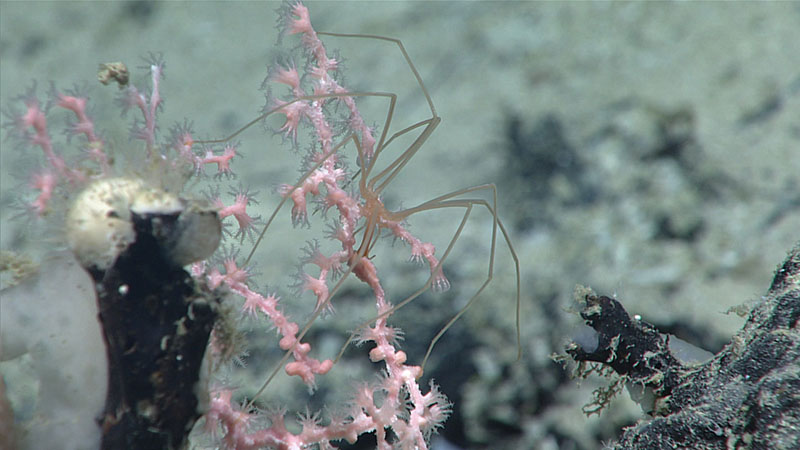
28,171,57,216
55,89,110,174
212,186,262,241
118,56,164,154
200,144,238,176
5,84,91,215
204,251,334,387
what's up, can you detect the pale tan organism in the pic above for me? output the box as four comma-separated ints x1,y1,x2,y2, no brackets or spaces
65,177,220,271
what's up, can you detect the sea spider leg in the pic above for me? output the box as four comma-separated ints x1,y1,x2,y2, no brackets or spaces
315,34,522,368
336,183,521,371
404,185,521,369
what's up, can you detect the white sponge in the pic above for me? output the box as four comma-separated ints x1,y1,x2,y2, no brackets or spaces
0,252,107,450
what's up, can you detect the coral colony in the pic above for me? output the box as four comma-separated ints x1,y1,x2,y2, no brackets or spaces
0,3,518,449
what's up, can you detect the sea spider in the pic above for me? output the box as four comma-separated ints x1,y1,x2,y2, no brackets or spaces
197,29,520,402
